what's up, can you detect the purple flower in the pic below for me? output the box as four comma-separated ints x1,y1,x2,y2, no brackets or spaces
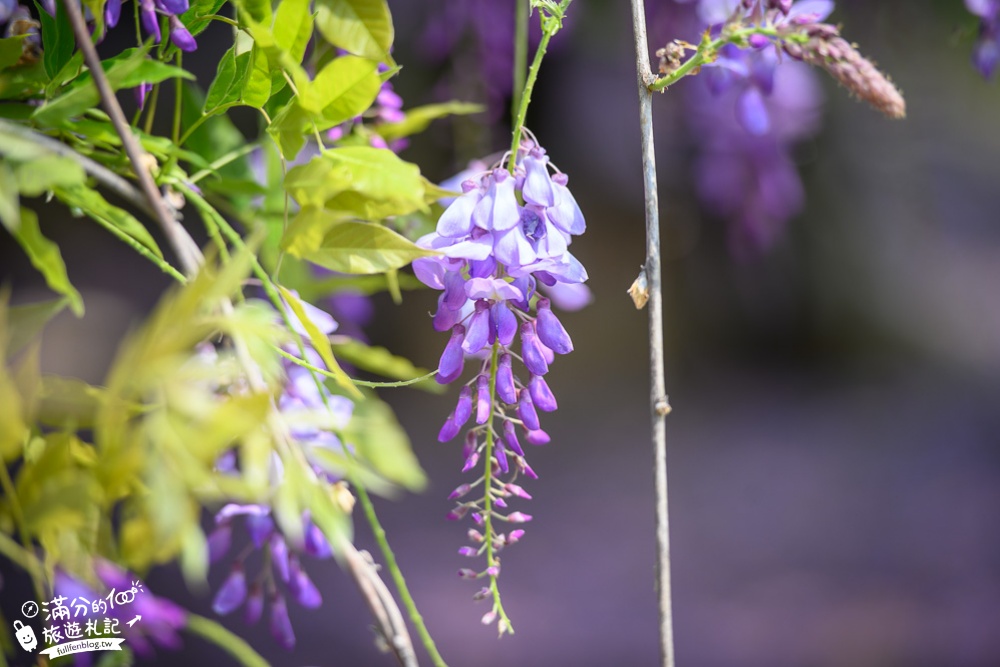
213,566,247,615
169,15,197,52
419,141,588,600
269,594,296,649
967,0,1000,78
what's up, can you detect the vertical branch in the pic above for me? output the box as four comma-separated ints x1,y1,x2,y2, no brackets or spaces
628,1,676,666
60,0,203,276
512,0,529,121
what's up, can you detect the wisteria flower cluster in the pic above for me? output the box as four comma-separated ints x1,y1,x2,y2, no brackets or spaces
204,300,351,649
656,0,904,253
413,135,586,630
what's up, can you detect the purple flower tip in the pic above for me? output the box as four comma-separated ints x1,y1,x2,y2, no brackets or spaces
458,568,478,579
535,299,574,355
525,428,551,445
289,560,322,609
244,584,263,625
508,529,526,544
507,511,532,523
212,566,247,615
169,15,197,52
437,325,467,384
269,595,296,650
520,321,550,376
458,546,478,557
448,483,472,500
496,353,518,404
438,411,461,442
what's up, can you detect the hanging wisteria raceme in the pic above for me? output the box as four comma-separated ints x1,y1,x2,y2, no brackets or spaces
202,298,351,650
966,0,1000,79
413,134,587,631
656,0,906,254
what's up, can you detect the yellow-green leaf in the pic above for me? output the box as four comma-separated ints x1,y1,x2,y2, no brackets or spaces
278,286,362,399
300,221,437,274
314,0,394,66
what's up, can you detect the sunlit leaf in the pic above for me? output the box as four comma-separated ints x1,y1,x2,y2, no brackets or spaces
376,101,485,141
344,392,426,491
314,0,394,66
6,298,67,360
278,286,362,399
299,222,437,275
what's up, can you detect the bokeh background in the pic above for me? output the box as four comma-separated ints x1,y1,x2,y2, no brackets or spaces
3,1,1000,666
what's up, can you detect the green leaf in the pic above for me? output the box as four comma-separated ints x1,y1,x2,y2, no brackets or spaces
172,0,228,45
330,338,441,390
0,162,19,232
0,37,26,72
273,0,314,65
376,101,485,141
279,206,349,256
54,185,163,258
32,45,177,125
265,100,310,159
302,55,380,120
6,298,67,360
0,297,28,461
36,376,104,429
344,392,426,491
298,221,437,274
283,155,347,205
314,0,395,66
14,155,85,196
278,286,362,399
232,0,272,26
11,208,84,316
35,0,74,80
284,148,428,219
203,35,270,113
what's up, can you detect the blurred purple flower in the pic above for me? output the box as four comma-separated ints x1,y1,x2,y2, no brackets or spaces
966,0,1000,78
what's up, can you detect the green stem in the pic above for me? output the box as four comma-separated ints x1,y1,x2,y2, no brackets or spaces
276,348,438,388
143,82,160,135
508,29,552,173
481,341,512,632
184,614,270,667
355,483,449,667
512,0,529,122
649,25,782,92
172,53,183,145
178,112,212,147
189,142,261,184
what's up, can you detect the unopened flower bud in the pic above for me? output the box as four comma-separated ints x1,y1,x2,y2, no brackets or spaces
517,389,541,431
507,511,533,523
528,374,558,412
458,568,478,579
447,505,469,521
448,483,472,500
508,529,526,544
504,483,532,500
520,321,549,375
475,374,491,424
502,420,525,457
525,428,551,445
496,353,518,404
458,546,478,557
437,325,466,384
481,610,498,625
535,299,573,354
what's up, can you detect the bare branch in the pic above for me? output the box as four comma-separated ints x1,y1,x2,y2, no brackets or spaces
628,1,676,665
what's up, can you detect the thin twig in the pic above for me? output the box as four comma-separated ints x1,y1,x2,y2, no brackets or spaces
0,118,155,219
343,543,418,667
628,1,676,666
60,0,203,276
